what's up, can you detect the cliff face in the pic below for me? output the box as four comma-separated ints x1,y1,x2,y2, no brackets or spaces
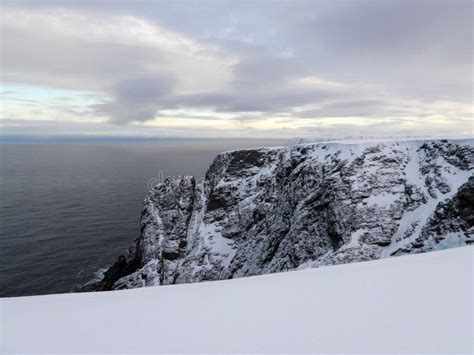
87,139,473,291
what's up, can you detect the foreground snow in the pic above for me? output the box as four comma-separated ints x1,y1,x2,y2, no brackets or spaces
1,246,473,354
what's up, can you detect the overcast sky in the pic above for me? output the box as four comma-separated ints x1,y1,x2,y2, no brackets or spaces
1,0,472,138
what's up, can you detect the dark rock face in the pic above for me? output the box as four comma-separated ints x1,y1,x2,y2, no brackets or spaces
80,241,141,292
87,139,473,291
417,176,474,247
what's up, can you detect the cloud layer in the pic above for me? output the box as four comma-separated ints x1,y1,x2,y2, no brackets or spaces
0,0,472,137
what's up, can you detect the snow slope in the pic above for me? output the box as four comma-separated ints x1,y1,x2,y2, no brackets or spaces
2,246,473,354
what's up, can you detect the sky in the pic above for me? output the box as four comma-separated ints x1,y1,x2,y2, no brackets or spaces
0,0,472,139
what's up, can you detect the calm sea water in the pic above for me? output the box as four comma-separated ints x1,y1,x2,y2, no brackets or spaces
0,139,286,297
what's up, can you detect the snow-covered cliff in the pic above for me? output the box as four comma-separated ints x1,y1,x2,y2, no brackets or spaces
86,139,473,291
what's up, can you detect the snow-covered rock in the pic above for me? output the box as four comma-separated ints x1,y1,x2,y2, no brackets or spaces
86,139,473,291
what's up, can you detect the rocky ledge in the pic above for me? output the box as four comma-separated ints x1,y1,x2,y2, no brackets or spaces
82,139,474,291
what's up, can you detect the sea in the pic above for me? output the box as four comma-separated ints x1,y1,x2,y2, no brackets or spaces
0,138,286,297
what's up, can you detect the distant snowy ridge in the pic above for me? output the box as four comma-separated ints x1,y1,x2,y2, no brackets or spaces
84,139,473,291
286,135,473,145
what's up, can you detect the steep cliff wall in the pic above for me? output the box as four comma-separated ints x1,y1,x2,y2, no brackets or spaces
86,139,473,291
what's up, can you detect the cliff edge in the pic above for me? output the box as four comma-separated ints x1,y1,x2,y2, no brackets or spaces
83,139,473,291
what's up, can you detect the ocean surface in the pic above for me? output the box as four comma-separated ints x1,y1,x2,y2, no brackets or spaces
0,139,286,297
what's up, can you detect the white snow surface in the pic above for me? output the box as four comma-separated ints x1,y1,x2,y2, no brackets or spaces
1,246,473,354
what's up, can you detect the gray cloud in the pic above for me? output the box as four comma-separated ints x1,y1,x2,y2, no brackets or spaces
0,0,472,135
277,0,473,101
166,85,341,114
1,23,168,92
95,76,175,124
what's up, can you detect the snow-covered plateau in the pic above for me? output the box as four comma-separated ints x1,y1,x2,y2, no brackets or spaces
85,139,473,291
1,246,472,353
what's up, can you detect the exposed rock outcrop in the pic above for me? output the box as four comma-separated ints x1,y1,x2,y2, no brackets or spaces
84,139,473,291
